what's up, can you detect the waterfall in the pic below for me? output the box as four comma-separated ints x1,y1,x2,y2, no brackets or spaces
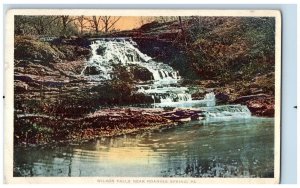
81,38,252,119
82,38,191,103
81,38,176,81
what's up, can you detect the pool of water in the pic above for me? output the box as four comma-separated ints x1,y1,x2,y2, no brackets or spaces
14,117,274,178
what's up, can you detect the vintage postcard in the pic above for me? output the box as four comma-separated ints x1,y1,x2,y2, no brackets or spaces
4,9,281,184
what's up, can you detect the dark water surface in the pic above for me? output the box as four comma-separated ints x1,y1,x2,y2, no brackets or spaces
14,117,274,177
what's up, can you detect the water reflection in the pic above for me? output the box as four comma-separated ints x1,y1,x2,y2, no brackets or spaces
14,117,274,177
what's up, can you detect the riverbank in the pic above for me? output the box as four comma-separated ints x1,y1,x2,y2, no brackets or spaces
15,107,206,146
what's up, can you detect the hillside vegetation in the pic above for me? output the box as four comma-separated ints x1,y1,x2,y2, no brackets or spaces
128,17,275,85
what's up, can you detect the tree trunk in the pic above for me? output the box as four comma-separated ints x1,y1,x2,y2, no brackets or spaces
178,16,187,46
61,16,69,35
95,24,99,33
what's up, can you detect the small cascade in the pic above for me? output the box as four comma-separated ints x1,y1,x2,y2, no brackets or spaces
152,92,192,103
203,92,216,107
201,104,251,119
178,93,192,101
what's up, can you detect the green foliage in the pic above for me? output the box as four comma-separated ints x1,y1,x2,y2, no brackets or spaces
242,17,275,60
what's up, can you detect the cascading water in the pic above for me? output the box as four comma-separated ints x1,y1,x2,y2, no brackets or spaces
204,92,216,107
81,38,179,81
201,104,251,119
82,38,251,118
82,38,191,104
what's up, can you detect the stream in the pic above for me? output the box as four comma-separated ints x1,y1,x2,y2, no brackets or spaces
14,117,274,177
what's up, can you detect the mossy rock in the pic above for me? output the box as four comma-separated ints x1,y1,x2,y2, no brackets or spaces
14,36,91,64
14,36,65,63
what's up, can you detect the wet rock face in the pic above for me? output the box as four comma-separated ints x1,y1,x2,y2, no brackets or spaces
83,66,102,75
190,93,201,101
215,92,230,104
74,46,91,57
129,65,153,81
96,46,106,56
231,94,274,117
133,38,181,63
246,96,275,117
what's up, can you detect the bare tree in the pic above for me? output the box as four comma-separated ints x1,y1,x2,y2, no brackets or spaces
89,16,102,33
100,16,121,33
178,16,184,33
59,16,76,34
178,16,188,46
74,16,89,35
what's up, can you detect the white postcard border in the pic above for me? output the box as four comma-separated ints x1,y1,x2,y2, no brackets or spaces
4,9,281,184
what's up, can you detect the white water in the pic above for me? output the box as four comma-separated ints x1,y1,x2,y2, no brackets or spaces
81,39,179,81
82,38,251,116
82,38,190,104
201,104,251,120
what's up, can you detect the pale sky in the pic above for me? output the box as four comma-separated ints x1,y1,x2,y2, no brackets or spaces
114,17,142,30
75,16,154,31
